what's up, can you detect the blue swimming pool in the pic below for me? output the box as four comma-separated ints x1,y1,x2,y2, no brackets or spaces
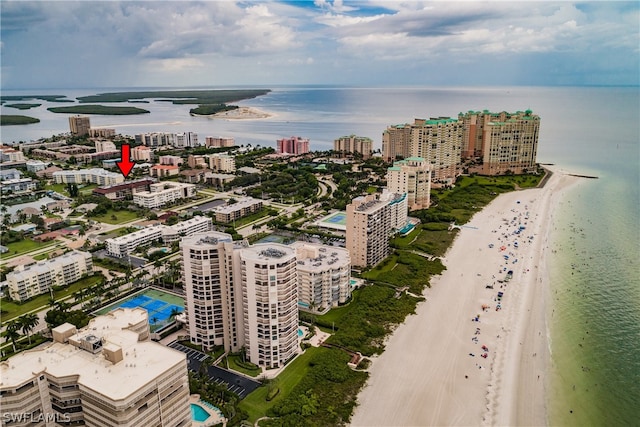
297,328,303,337
191,403,210,423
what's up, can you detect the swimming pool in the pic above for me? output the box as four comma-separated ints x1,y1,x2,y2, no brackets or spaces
297,328,303,337
191,403,210,423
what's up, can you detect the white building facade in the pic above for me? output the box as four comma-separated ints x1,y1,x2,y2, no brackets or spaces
132,182,196,209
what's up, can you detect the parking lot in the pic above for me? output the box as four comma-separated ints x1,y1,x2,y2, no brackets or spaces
168,341,260,398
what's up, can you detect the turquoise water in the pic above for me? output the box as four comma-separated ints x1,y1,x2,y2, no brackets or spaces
297,328,303,337
544,89,640,426
190,403,210,423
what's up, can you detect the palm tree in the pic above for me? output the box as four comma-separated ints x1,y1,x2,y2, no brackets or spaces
5,320,21,353
168,307,182,322
19,313,39,344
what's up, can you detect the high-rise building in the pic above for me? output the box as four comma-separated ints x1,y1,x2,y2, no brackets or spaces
208,153,236,173
181,235,299,368
333,135,373,159
277,136,309,155
291,242,351,313
131,145,152,162
205,137,235,147
386,157,431,211
181,232,242,353
459,110,540,175
240,244,299,369
0,308,191,427
69,115,91,136
6,251,93,301
346,194,392,269
383,118,463,182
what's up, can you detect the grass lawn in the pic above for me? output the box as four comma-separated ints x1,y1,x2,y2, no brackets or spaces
231,208,276,228
79,183,99,194
224,354,261,377
89,209,141,224
239,347,320,423
44,183,69,195
0,274,102,324
0,239,57,259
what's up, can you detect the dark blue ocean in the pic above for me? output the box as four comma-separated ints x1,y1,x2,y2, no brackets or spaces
1,86,639,424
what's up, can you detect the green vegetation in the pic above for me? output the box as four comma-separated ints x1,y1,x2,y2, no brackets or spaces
260,347,368,427
76,89,270,104
0,239,57,258
244,167,318,203
361,252,446,295
47,105,149,115
44,182,69,195
89,209,141,224
224,354,261,377
0,274,103,324
190,104,238,115
0,95,68,102
4,103,41,110
0,115,40,126
240,347,319,422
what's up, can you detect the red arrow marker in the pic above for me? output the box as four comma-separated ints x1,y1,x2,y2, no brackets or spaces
116,144,134,178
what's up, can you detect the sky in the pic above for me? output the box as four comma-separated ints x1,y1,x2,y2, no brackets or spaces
1,1,638,89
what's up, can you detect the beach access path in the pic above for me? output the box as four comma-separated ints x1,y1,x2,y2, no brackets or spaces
351,167,580,426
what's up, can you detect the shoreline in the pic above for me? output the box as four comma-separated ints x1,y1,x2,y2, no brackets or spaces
352,166,582,426
193,106,274,120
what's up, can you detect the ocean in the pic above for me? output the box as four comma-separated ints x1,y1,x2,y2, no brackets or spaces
2,85,639,424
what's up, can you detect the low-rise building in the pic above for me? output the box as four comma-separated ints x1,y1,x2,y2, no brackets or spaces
213,197,263,223
92,178,155,200
88,128,116,138
25,160,48,173
6,251,93,301
162,215,213,243
52,168,124,186
208,153,236,173
132,182,196,209
106,226,164,258
0,308,191,427
150,164,180,178
94,139,117,152
158,155,183,166
205,136,234,147
1,178,37,195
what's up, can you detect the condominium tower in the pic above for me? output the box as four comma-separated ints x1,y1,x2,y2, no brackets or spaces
346,195,391,269
386,157,431,211
291,242,351,313
0,308,190,427
277,136,309,155
383,118,463,181
333,135,373,159
181,234,299,368
459,110,540,175
69,115,91,136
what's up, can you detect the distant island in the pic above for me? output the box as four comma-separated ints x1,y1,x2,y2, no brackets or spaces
1,115,40,126
47,105,150,115
4,103,41,110
0,95,71,103
76,89,270,105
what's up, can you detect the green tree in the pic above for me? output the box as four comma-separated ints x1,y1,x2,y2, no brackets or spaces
19,313,39,344
5,320,21,353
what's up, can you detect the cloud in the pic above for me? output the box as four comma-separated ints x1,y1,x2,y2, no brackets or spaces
0,1,637,88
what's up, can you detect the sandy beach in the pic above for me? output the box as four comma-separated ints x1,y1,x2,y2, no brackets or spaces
352,166,581,426
206,106,273,120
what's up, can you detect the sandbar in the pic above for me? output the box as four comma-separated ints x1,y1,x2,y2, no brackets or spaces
351,166,580,426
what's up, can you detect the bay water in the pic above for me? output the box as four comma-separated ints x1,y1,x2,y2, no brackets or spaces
1,85,638,424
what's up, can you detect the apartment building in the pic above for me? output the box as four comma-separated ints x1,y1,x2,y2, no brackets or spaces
92,179,154,200
386,157,431,211
208,153,236,173
133,182,196,209
175,132,199,148
131,145,152,162
382,118,463,182
213,197,263,224
89,128,116,138
94,139,117,153
106,226,164,258
159,155,183,166
205,137,235,148
240,244,299,369
181,234,299,368
105,216,211,257
1,178,37,195
0,308,190,427
291,242,351,313
277,136,309,155
150,164,180,178
333,135,373,160
25,160,48,173
69,115,90,136
6,251,93,302
459,110,540,175
52,168,124,186
346,194,392,269
181,232,242,352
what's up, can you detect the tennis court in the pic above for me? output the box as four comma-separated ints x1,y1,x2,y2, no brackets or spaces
316,211,348,231
95,288,184,332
